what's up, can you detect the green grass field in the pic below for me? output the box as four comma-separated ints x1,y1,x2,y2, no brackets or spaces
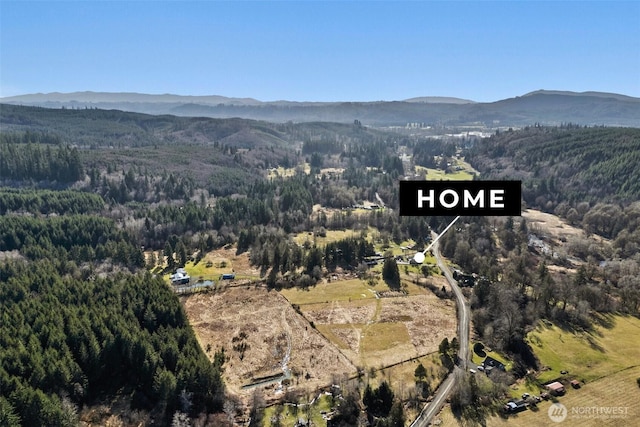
527,315,640,384
361,323,411,353
293,228,363,247
162,258,234,282
262,393,333,427
439,315,640,427
485,366,640,427
281,272,436,309
280,279,376,305
415,166,475,181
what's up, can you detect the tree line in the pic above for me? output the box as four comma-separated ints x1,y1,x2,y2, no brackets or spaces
0,261,224,426
466,126,640,210
0,188,104,215
0,214,144,269
0,139,83,183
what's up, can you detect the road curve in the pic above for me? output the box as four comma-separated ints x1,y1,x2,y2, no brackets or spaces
410,235,471,427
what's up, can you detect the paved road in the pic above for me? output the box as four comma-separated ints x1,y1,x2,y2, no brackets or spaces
433,238,470,372
410,235,471,427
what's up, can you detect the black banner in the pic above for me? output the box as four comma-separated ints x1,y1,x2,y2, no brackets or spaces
399,180,521,216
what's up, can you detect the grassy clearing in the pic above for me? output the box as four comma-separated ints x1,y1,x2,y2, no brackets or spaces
301,297,375,313
415,165,475,181
510,315,640,398
267,163,310,179
455,157,479,175
375,239,425,258
399,279,431,297
293,228,363,246
374,352,447,393
160,246,260,284
439,366,640,427
315,324,363,351
280,279,376,305
484,366,640,427
361,323,411,353
162,258,226,283
526,315,640,384
183,257,233,278
282,273,456,371
262,394,332,427
438,315,640,427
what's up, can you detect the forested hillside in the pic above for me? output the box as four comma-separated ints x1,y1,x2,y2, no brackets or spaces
0,105,430,425
3,103,639,426
0,187,225,426
0,262,224,426
466,125,640,208
4,90,640,127
0,104,394,150
465,125,640,259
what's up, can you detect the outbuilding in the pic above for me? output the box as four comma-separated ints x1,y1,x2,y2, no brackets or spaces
546,381,565,395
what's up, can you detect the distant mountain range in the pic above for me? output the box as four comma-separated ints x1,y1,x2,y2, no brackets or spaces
2,90,639,127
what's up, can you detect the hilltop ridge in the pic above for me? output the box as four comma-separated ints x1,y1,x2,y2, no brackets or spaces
2,90,639,127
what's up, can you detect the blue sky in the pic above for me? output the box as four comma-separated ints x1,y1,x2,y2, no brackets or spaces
1,1,639,102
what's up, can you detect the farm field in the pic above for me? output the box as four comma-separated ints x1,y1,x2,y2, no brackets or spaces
281,277,457,370
526,315,640,385
293,228,364,247
436,315,640,427
418,167,474,181
486,365,640,427
181,286,356,404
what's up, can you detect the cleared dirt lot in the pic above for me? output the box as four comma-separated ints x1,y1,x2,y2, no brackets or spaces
523,209,588,241
181,286,356,404
180,254,456,411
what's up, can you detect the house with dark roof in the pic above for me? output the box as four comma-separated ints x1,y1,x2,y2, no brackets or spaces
483,356,506,371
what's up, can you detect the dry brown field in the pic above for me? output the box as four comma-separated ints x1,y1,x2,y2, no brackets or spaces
182,286,356,406
281,278,457,370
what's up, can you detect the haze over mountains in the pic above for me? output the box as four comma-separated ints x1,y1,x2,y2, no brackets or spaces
2,90,639,127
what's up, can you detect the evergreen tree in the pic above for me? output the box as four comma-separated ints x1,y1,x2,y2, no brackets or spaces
382,258,401,289
414,363,427,381
164,241,176,271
